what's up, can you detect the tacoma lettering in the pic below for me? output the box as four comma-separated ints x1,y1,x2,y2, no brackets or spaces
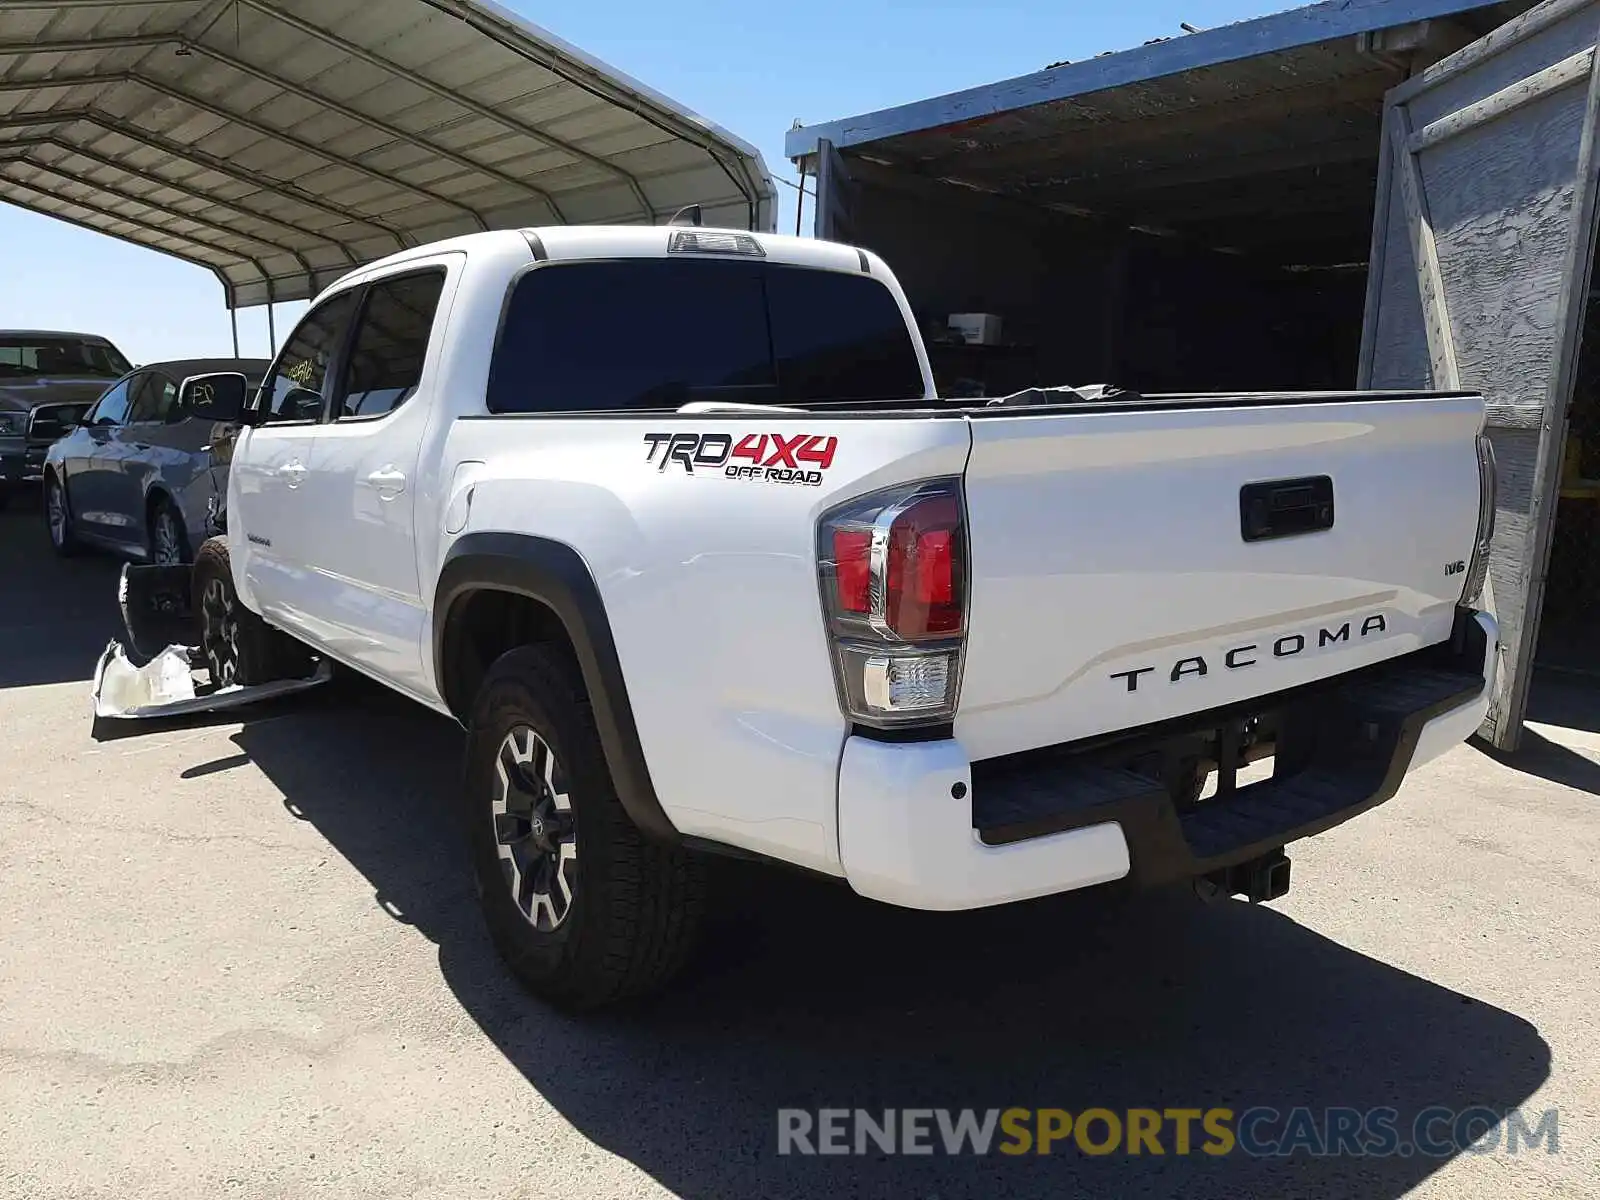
1111,614,1389,692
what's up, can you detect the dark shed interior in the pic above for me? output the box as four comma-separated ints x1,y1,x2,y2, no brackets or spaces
798,1,1533,399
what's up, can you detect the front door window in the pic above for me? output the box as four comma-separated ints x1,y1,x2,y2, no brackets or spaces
258,292,360,424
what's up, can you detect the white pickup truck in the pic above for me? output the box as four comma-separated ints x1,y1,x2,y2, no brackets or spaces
160,224,1498,1008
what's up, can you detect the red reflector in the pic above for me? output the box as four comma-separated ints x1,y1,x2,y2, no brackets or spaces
885,495,963,638
916,530,954,607
833,529,872,613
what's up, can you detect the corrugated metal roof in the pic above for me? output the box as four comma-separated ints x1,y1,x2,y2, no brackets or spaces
785,0,1524,161
786,0,1535,262
0,0,776,308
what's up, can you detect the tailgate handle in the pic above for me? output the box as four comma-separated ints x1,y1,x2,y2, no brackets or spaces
1240,475,1334,543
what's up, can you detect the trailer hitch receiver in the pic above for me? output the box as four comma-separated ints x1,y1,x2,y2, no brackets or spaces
1194,848,1291,904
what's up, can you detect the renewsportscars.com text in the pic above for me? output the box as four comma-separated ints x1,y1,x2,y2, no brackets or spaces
776,1106,1561,1158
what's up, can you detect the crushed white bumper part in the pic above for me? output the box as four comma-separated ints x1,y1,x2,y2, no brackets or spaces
94,561,332,719
90,641,331,720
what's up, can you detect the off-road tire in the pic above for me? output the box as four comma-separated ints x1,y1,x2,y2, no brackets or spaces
192,536,313,686
463,644,705,1010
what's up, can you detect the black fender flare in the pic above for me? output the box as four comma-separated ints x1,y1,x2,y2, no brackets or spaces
434,532,678,844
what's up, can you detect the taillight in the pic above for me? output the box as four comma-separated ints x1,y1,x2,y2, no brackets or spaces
1461,433,1497,610
832,530,873,615
818,479,967,729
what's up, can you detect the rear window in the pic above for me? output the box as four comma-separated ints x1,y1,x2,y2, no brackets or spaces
0,337,130,379
486,259,924,414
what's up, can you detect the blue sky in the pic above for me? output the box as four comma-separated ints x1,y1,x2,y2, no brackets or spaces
0,0,1283,363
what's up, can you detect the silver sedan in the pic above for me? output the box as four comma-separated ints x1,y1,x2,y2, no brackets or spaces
41,357,269,563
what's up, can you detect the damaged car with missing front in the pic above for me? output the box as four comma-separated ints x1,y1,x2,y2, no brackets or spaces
102,223,1500,1009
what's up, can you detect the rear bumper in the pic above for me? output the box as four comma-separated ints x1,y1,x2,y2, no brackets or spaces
837,609,1496,911
0,438,46,484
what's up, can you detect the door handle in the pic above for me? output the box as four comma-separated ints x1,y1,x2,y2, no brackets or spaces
279,459,307,489
364,467,407,496
1240,475,1334,542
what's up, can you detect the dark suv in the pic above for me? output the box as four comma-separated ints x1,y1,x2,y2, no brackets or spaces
0,331,132,508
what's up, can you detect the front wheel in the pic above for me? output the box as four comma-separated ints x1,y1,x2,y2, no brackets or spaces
192,537,312,686
44,475,77,556
149,496,189,565
463,644,705,1009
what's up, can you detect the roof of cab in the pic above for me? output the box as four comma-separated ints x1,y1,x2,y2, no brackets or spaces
0,330,119,343
142,358,273,379
313,225,879,303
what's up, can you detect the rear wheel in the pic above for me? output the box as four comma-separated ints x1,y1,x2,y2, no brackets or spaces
193,537,312,686
44,474,77,556
149,496,189,565
463,644,705,1009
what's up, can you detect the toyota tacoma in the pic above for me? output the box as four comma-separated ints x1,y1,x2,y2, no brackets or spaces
167,224,1500,1008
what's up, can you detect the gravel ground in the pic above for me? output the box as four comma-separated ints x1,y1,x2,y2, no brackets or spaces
0,499,1595,1199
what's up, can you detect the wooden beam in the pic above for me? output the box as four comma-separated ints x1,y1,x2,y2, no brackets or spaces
1358,105,1397,387
1485,403,1547,430
1390,0,1598,104
909,73,1389,181
1036,135,1377,203
1093,177,1377,226
1387,105,1460,389
1409,48,1594,153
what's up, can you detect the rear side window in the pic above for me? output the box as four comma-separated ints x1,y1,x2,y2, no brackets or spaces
335,270,447,420
126,374,177,424
764,267,926,402
487,259,923,414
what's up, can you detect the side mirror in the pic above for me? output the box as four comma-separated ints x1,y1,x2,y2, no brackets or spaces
179,372,259,426
25,403,83,440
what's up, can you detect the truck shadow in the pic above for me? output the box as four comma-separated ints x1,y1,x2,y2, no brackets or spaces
216,676,1551,1199
0,497,125,689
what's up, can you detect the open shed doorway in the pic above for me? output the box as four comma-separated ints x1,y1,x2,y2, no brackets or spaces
1537,290,1600,677
825,158,1375,400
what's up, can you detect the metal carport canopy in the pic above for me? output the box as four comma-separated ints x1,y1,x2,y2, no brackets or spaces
0,0,777,309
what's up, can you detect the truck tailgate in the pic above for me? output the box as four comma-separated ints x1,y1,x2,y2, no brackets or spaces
955,392,1486,762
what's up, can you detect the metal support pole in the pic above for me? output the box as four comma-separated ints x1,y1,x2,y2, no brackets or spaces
230,307,239,357
795,163,806,236
266,302,276,355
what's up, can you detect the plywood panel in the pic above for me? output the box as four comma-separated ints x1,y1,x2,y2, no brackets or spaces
1361,0,1600,749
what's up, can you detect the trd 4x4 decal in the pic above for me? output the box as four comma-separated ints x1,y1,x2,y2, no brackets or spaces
643,432,838,486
